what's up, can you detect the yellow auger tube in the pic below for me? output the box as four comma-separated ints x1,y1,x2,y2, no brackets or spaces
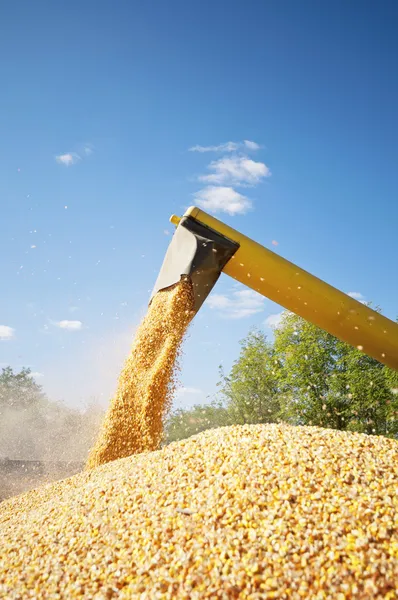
174,207,398,371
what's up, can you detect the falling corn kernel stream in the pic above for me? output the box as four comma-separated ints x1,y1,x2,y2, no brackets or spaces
86,280,195,468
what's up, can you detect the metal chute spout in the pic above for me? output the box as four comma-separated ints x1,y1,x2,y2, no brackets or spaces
150,216,239,313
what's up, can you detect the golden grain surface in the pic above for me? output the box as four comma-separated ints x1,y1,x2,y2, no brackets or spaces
1,423,398,599
86,280,195,469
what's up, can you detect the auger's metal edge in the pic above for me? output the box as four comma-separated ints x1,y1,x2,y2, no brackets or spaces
150,216,240,312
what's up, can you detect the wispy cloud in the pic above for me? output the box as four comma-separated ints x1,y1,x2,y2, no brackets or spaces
190,139,269,216
193,186,251,215
264,312,284,329
200,156,270,186
56,144,93,166
207,289,265,319
347,291,367,305
55,152,81,167
244,140,261,151
190,142,238,153
189,140,260,153
176,386,203,396
0,325,14,340
83,144,94,156
55,320,83,330
29,371,44,379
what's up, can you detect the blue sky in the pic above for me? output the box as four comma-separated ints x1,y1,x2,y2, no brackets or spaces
1,0,397,410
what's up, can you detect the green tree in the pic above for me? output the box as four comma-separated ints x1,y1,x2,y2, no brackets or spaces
273,312,349,428
218,330,281,425
164,400,230,444
274,311,398,436
0,367,46,409
343,350,398,436
165,330,283,444
0,367,104,461
0,367,48,458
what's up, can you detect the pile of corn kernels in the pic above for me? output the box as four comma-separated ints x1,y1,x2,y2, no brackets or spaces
1,423,397,599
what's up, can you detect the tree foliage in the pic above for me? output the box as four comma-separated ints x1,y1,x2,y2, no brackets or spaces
165,400,230,444
164,331,282,443
0,367,46,410
274,311,398,436
0,367,104,460
165,310,398,443
218,330,281,425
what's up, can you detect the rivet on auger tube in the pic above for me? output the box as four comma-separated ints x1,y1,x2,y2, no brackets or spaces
150,215,240,312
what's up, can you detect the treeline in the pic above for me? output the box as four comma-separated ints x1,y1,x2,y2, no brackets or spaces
166,310,398,443
2,308,398,464
0,367,103,462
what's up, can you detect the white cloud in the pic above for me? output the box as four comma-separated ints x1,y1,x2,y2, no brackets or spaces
206,295,231,309
29,371,44,379
193,186,251,215
189,140,261,153
176,386,203,396
0,325,14,340
56,320,83,330
55,152,81,167
244,140,261,150
200,156,270,186
190,140,267,215
264,312,284,329
189,142,239,153
347,291,367,304
207,289,265,319
83,144,94,156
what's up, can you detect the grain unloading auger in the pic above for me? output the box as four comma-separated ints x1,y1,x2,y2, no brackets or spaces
151,206,398,371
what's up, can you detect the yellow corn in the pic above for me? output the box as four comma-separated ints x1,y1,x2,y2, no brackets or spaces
1,423,397,599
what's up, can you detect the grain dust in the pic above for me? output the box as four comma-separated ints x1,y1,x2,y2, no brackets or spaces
86,279,195,469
